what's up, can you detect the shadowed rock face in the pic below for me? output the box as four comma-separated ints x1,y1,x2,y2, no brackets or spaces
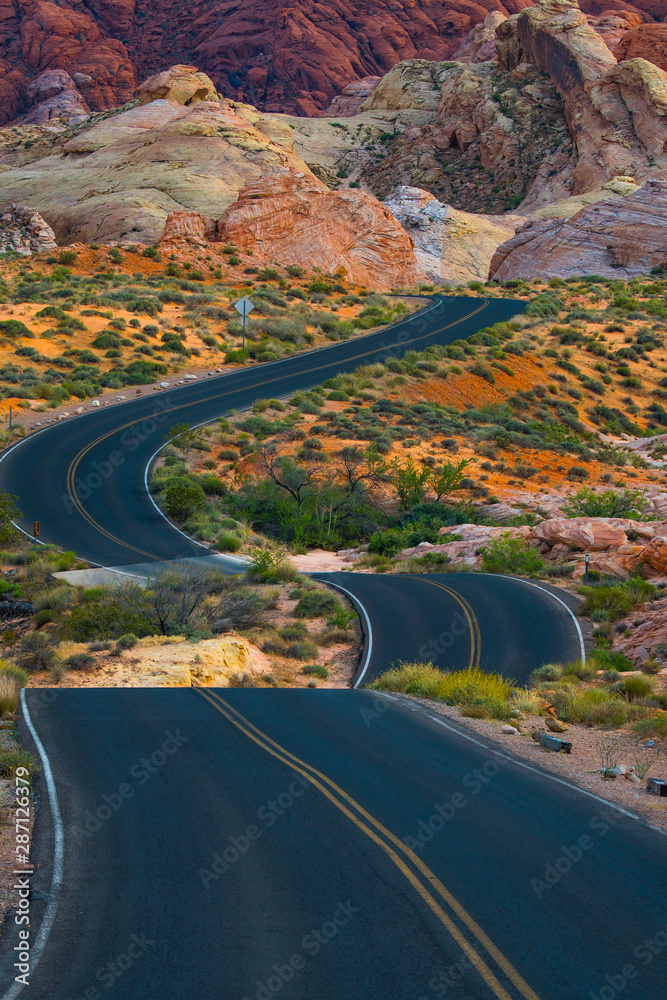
495,0,667,192
488,179,667,280
5,0,657,125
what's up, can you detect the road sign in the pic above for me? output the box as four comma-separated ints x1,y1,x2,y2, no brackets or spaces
33,521,39,538
234,296,254,349
234,296,254,318
336,266,348,279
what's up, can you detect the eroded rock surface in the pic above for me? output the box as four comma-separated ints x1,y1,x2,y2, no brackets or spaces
0,203,57,255
489,179,667,280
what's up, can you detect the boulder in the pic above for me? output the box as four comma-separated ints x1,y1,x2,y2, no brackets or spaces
530,518,628,551
322,77,382,116
545,717,569,732
641,536,667,574
489,180,667,280
217,167,426,291
127,634,269,687
0,204,57,256
383,185,524,285
138,65,219,107
160,211,218,242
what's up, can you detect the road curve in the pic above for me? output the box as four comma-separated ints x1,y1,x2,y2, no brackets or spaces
4,688,666,1000
0,293,665,1000
319,573,587,687
0,295,522,567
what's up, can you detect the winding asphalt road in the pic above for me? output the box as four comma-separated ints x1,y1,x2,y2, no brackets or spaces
0,295,665,1000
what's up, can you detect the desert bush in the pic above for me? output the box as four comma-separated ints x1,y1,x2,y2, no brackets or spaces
480,533,544,577
369,663,512,704
621,676,653,701
561,487,647,519
562,660,597,681
577,586,633,621
246,549,298,584
13,631,58,671
0,674,18,714
529,663,563,684
0,749,36,779
590,648,635,672
286,640,319,660
632,712,667,739
65,652,96,670
294,590,340,619
302,664,329,679
116,634,138,650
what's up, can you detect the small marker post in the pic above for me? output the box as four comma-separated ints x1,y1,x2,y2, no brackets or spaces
585,552,589,584
8,405,11,431
32,521,39,552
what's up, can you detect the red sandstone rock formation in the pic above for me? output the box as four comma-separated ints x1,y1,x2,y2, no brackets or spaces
0,0,570,125
488,179,667,280
615,23,667,71
217,168,426,290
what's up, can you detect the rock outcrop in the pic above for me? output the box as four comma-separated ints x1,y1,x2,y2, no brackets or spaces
614,23,667,71
0,0,547,126
23,69,91,125
137,66,218,107
383,185,524,284
0,203,57,255
217,168,426,290
322,77,382,117
489,179,667,280
451,12,508,62
495,0,667,193
0,100,324,244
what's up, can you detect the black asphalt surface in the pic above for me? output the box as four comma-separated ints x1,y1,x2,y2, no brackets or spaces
0,295,522,567
320,572,587,686
1,293,664,1000
5,689,666,1000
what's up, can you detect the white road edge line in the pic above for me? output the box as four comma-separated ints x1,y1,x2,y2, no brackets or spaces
510,576,586,664
376,692,667,839
2,692,65,1000
322,582,373,689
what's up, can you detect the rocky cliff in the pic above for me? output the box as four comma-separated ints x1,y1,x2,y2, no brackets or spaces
4,0,664,126
488,178,667,280
496,0,667,193
0,0,544,125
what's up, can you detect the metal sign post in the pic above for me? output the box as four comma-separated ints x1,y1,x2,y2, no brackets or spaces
234,296,255,351
585,552,589,584
33,521,39,552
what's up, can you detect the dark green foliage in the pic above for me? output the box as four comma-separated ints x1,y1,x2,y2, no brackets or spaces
294,591,340,619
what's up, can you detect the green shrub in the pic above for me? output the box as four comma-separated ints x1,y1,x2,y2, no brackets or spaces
0,319,32,338
246,550,298,584
287,640,319,660
116,634,138,650
632,712,667,739
621,676,653,701
529,663,563,684
13,631,57,671
578,586,633,621
369,663,512,704
0,662,29,688
561,487,647,519
217,533,241,552
591,648,635,672
563,659,597,681
588,701,629,728
163,478,206,521
0,749,36,779
65,652,96,670
294,591,340,619
480,533,544,577
302,664,329,679
279,623,308,641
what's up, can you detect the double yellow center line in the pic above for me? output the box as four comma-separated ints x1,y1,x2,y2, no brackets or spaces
197,689,541,1000
63,300,490,559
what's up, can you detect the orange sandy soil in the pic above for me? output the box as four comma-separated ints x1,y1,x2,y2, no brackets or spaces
0,246,419,426
184,353,665,520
